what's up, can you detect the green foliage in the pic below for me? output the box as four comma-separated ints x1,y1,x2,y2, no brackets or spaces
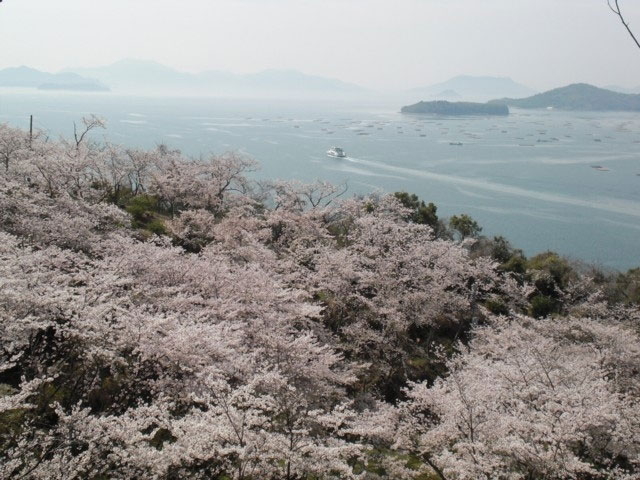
0,407,27,439
125,195,158,223
587,266,640,306
351,448,441,479
489,236,519,263
469,236,527,273
393,192,438,226
449,214,482,240
104,184,136,207
501,254,527,274
613,268,640,305
527,251,575,289
484,298,509,315
393,192,448,237
529,295,557,318
124,194,167,235
146,218,167,236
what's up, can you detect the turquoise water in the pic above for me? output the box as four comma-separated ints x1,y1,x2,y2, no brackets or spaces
1,91,639,270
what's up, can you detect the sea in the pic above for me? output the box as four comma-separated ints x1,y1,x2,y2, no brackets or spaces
1,90,639,271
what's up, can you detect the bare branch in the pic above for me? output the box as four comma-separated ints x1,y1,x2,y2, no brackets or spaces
608,0,640,50
73,114,106,149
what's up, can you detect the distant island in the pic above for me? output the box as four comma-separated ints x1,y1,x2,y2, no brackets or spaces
38,82,110,92
0,66,109,92
401,100,509,116
490,83,640,111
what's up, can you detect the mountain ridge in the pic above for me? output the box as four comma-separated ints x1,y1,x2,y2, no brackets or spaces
65,59,367,96
410,75,536,101
490,83,640,111
0,66,108,91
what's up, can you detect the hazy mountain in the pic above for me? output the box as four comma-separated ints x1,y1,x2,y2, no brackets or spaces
411,75,536,101
68,59,191,91
240,69,363,93
431,89,461,100
67,59,366,97
602,84,640,95
490,83,640,111
0,66,108,91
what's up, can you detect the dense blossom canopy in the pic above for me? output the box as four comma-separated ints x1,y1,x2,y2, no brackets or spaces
0,121,638,479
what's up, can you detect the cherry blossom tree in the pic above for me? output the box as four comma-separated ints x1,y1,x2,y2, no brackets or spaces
391,315,640,480
1,121,639,479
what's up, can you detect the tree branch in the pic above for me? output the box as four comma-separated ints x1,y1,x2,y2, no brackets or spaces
608,0,640,50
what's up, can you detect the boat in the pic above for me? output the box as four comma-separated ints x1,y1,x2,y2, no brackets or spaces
449,142,463,146
327,147,346,158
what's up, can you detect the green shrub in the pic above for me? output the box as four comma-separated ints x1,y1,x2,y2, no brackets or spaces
527,251,575,289
613,268,640,304
125,195,158,223
501,254,527,274
146,219,167,236
485,298,509,315
123,195,167,235
529,295,557,318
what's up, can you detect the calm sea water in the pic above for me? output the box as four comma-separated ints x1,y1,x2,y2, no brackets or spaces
1,90,639,270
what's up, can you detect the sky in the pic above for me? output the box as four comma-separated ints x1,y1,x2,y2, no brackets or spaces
1,0,639,91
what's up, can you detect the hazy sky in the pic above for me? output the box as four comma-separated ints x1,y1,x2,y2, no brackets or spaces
1,0,639,91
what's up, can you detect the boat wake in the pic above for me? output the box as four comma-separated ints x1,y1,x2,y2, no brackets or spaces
343,156,640,218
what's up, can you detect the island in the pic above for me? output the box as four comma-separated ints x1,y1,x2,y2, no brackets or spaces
0,66,110,92
489,83,640,111
38,82,110,92
401,100,509,116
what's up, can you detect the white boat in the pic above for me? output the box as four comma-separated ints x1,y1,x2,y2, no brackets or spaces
327,147,346,158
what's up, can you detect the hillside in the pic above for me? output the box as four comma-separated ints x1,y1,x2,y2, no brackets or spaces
491,83,640,111
401,100,509,115
1,120,638,479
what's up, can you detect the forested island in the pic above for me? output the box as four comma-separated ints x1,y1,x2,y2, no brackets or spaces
0,118,639,479
401,100,509,115
490,83,640,111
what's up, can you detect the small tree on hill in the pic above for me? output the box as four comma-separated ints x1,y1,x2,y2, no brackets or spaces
449,213,482,240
